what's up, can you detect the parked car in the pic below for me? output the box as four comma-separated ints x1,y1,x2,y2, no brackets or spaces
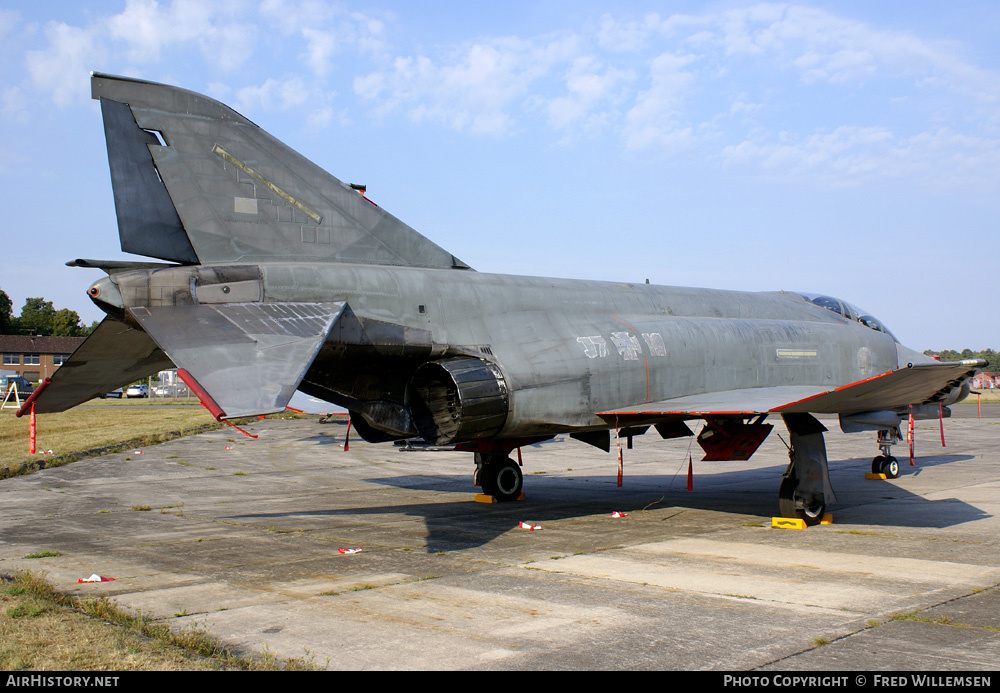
1,375,34,396
99,388,123,399
125,384,149,398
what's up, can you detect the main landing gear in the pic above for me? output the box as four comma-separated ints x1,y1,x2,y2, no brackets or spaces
778,413,837,526
871,427,901,479
474,452,523,502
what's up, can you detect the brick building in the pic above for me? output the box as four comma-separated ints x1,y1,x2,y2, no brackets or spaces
0,335,86,383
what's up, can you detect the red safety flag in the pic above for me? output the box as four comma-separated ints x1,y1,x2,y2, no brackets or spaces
687,454,694,492
29,403,36,455
907,410,915,466
344,417,351,451
939,402,946,447
615,424,624,487
77,574,114,583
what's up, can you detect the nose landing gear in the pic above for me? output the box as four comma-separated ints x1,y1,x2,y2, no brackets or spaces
871,427,901,479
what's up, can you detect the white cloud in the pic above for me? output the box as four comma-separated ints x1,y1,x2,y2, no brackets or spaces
17,1,260,108
623,52,697,150
355,34,580,136
722,125,1000,191
106,0,257,71
232,76,338,133
694,3,1000,99
24,21,107,107
0,8,21,42
546,56,635,132
260,0,391,77
8,0,998,192
596,12,662,53
235,76,311,112
0,145,28,176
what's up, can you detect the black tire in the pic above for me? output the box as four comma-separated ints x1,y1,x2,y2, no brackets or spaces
871,456,885,474
880,456,899,479
778,475,797,519
778,475,825,526
480,458,523,502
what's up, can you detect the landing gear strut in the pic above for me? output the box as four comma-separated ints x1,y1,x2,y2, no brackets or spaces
871,427,901,479
778,413,837,526
474,452,523,502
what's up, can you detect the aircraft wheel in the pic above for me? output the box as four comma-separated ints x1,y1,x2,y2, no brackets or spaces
480,457,523,502
799,496,826,525
880,456,899,479
871,456,885,474
778,476,825,526
778,476,797,518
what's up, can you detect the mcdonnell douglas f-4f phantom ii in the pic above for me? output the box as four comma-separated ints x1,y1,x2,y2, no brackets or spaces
21,73,985,525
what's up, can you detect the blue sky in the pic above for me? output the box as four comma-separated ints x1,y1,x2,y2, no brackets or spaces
1,1,998,351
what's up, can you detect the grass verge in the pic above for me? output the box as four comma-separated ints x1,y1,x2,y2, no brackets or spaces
0,570,323,670
0,406,302,479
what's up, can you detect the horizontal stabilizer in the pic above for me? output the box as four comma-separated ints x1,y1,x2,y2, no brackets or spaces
128,302,345,418
27,317,174,414
600,360,984,423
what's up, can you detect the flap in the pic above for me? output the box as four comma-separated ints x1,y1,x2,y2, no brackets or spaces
129,302,345,418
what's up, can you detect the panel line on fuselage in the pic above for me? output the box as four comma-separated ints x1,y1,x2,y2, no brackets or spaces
611,313,649,403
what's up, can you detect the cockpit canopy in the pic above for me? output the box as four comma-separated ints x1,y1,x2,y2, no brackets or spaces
797,293,895,340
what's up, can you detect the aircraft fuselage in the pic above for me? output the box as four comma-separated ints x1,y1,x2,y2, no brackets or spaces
94,261,900,440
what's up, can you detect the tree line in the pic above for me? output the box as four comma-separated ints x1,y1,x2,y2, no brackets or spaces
0,288,97,337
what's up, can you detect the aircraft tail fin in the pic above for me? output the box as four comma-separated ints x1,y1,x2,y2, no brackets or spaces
91,72,471,270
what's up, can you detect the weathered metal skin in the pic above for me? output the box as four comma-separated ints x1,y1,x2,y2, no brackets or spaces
29,73,986,521
97,261,898,441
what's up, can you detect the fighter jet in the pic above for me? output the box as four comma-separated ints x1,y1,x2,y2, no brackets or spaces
20,73,985,525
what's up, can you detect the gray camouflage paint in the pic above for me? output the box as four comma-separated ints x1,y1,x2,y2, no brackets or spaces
31,73,981,458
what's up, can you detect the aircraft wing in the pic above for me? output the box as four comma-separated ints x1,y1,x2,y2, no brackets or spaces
598,360,985,423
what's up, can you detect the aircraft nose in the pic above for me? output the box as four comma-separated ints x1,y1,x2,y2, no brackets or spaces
87,276,123,314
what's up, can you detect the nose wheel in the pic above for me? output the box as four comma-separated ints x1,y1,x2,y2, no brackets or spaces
873,427,902,479
871,455,899,479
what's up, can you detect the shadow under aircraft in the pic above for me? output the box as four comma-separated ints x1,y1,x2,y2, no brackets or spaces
227,454,987,554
